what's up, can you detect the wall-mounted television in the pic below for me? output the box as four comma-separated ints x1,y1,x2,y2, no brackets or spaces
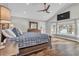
57,11,70,21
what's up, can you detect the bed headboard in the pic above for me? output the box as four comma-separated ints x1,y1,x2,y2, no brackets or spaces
27,29,41,32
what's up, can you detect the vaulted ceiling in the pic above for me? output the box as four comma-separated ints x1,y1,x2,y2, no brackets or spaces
1,3,72,21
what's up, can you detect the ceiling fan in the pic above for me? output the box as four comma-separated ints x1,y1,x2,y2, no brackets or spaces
38,3,51,13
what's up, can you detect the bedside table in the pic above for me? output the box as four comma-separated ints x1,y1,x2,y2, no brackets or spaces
0,41,19,56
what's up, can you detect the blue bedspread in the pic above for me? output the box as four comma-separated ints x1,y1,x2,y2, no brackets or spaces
8,32,49,48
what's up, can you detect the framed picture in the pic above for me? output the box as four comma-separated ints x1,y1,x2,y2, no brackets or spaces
29,22,38,29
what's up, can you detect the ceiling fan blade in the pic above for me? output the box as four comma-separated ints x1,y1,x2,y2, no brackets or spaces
37,9,46,12
46,4,50,11
37,3,51,13
46,11,50,13
38,10,50,13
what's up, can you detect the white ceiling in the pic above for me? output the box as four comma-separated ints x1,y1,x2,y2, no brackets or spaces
2,3,72,21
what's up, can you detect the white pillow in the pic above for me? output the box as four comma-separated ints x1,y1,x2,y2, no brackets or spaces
17,28,23,35
6,29,16,37
2,30,13,38
2,29,16,38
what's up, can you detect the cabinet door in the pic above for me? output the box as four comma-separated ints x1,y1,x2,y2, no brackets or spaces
0,6,11,20
5,8,11,20
2,23,9,29
0,7,6,20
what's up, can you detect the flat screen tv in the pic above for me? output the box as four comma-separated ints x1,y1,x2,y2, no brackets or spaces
57,11,70,21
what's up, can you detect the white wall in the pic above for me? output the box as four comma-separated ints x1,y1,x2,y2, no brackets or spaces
77,20,79,36
11,16,46,33
58,4,79,19
0,3,8,7
46,15,57,35
11,17,29,32
46,4,79,35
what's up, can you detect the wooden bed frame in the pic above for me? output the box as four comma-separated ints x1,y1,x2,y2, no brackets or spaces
27,29,41,32
19,42,49,56
19,36,52,56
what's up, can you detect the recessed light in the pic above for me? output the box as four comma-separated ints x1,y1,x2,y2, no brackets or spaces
24,11,26,14
58,3,62,5
25,3,30,5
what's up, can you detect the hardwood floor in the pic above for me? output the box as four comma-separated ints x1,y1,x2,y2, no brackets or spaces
7,36,79,56
30,37,79,56
19,43,48,56
30,48,63,56
51,37,79,56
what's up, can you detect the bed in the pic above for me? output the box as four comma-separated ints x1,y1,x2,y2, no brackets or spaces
2,28,50,55
8,32,49,48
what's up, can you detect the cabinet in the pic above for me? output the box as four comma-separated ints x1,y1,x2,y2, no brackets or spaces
0,5,11,20
0,5,11,29
0,5,11,42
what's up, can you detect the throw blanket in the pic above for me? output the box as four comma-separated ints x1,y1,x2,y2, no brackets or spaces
8,32,49,48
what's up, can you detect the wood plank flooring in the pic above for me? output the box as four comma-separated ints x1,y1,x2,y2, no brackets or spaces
30,37,79,56
51,37,79,56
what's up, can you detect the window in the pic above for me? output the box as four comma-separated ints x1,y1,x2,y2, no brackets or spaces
57,21,75,35
50,23,56,35
77,20,79,37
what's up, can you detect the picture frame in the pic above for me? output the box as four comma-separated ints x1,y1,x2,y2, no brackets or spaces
29,21,38,29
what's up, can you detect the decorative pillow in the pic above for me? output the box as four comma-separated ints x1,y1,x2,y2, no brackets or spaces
12,28,19,36
2,29,16,38
12,27,23,37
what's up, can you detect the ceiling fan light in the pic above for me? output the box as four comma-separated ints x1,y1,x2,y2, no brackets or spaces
24,11,26,14
58,3,62,5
